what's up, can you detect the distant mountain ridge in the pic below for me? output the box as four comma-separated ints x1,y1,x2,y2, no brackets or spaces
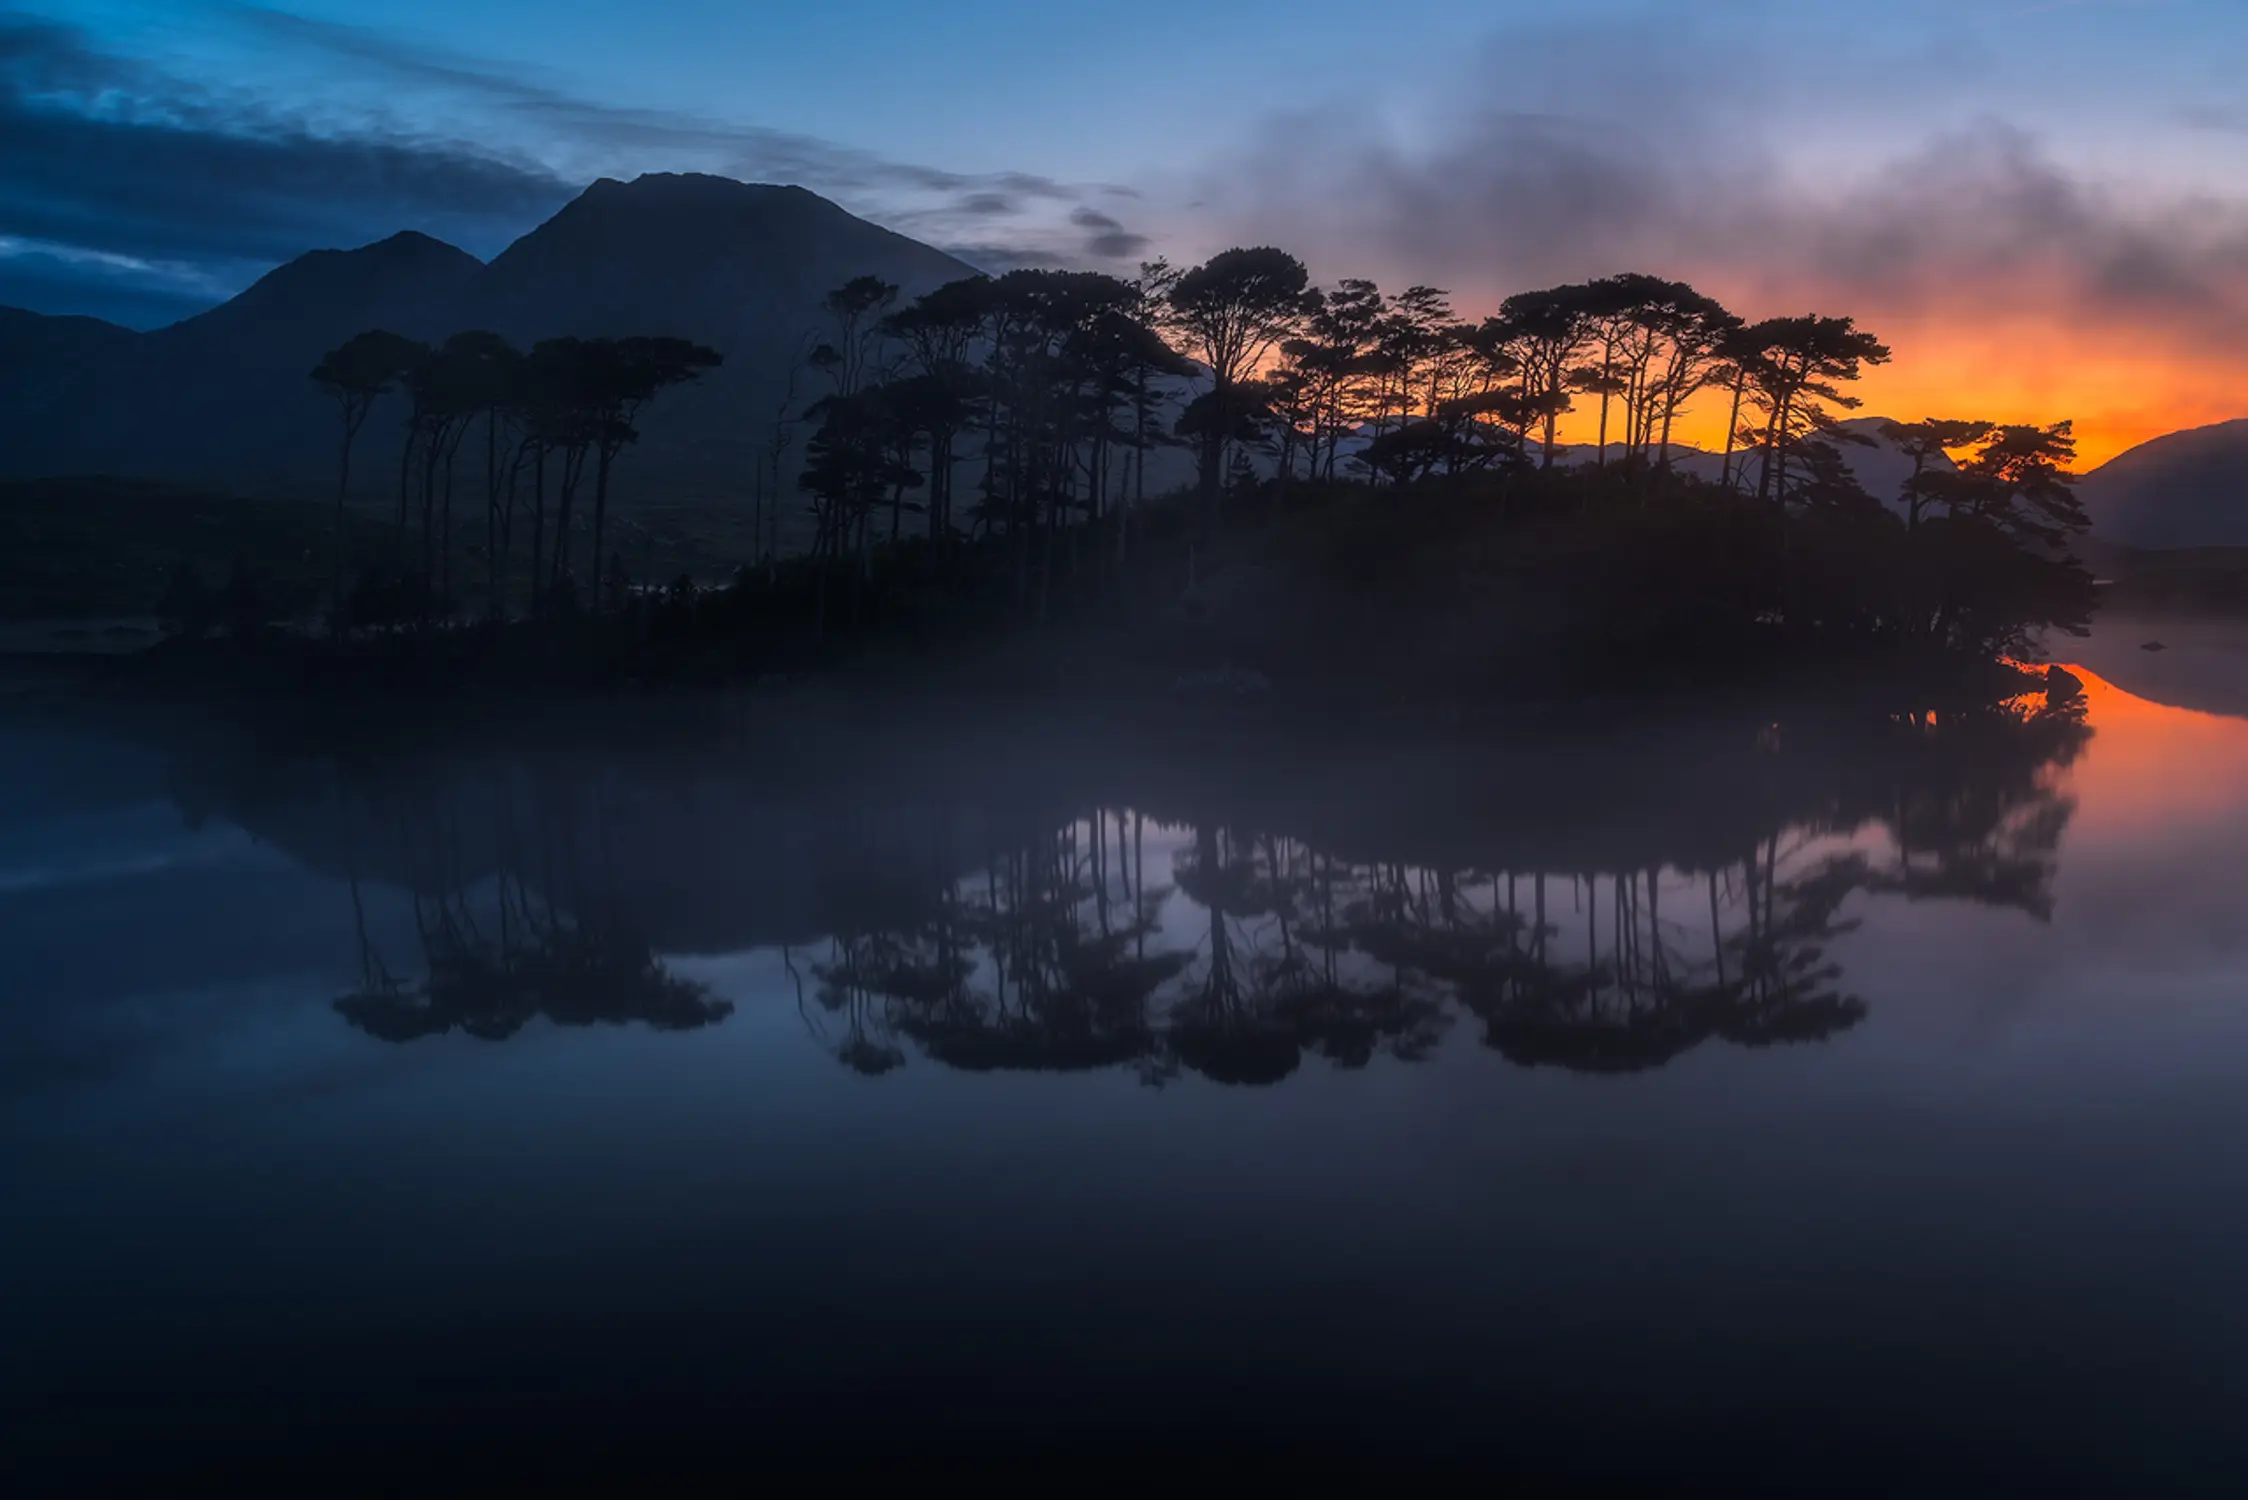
0,174,978,506
1530,417,1949,512
180,230,484,346
2080,419,2248,548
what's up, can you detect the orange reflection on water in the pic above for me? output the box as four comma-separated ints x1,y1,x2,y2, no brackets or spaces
2061,663,2248,833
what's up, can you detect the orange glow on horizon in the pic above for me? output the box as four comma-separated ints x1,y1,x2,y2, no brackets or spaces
1492,301,2242,470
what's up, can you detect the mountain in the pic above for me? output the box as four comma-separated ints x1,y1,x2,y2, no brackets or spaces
1826,416,1955,508
455,174,976,500
170,230,483,353
464,175,967,344
1536,416,1949,510
0,308,139,454
0,175,977,511
2080,420,2248,548
0,231,485,494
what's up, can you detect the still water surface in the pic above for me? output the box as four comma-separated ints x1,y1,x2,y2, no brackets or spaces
7,626,2248,1488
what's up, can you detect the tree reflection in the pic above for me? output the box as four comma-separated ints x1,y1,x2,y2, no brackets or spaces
893,811,1184,1074
290,679,2085,1078
330,771,731,1042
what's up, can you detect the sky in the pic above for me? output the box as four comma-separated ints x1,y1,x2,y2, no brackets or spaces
5,0,2247,462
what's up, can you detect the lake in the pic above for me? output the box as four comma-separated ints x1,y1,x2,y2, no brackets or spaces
7,622,2248,1489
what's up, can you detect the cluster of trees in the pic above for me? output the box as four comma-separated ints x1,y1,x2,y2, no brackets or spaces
310,329,720,628
287,237,2095,688
778,267,1192,628
788,251,1906,525
781,251,2088,649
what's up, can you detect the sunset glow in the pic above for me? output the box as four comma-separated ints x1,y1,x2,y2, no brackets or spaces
1456,304,2238,470
1829,320,2241,471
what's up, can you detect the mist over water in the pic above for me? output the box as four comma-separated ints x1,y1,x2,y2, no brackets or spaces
7,625,2248,1487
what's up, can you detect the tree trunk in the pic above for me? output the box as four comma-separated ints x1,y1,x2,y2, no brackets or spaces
496,442,521,621
1541,377,1560,471
1762,390,1795,507
529,445,547,618
331,416,356,638
485,408,501,620
552,446,584,589
852,501,870,630
590,444,614,607
1657,397,1678,490
396,423,414,543
750,469,764,573
440,433,457,619
1595,338,1616,468
1273,424,1292,516
1200,377,1228,530
1719,371,1747,490
934,430,952,545
420,430,442,617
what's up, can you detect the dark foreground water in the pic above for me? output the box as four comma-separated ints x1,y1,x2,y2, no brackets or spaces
7,628,2248,1490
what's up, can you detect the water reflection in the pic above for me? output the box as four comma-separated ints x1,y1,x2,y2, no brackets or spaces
15,662,2248,1497
335,882,730,1042
286,685,2088,1082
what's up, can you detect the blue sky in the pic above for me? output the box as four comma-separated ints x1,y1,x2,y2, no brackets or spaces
9,0,2243,310
5,0,2247,457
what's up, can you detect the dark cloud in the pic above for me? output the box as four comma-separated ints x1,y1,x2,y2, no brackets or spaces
0,13,1131,323
0,249,219,329
0,19,570,320
233,7,1084,205
932,243,1069,274
1201,19,2248,352
888,190,1154,272
1085,230,1150,259
1790,126,2248,339
1070,205,1151,260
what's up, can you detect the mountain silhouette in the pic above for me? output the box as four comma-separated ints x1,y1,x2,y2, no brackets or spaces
174,230,483,352
0,307,139,454
454,174,976,501
463,175,968,344
2080,419,2248,547
0,174,976,505
1536,415,1949,511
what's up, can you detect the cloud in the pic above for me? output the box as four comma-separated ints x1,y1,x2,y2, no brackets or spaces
0,18,572,319
0,233,228,293
889,194,1155,275
1191,16,2248,358
933,244,1072,274
0,13,1156,323
1070,205,1151,260
230,7,1087,205
0,231,240,325
0,250,220,329
1789,127,2248,342
231,9,1163,265
2181,104,2248,135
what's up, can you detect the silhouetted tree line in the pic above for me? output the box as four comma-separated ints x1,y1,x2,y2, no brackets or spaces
289,246,2095,695
311,329,721,630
